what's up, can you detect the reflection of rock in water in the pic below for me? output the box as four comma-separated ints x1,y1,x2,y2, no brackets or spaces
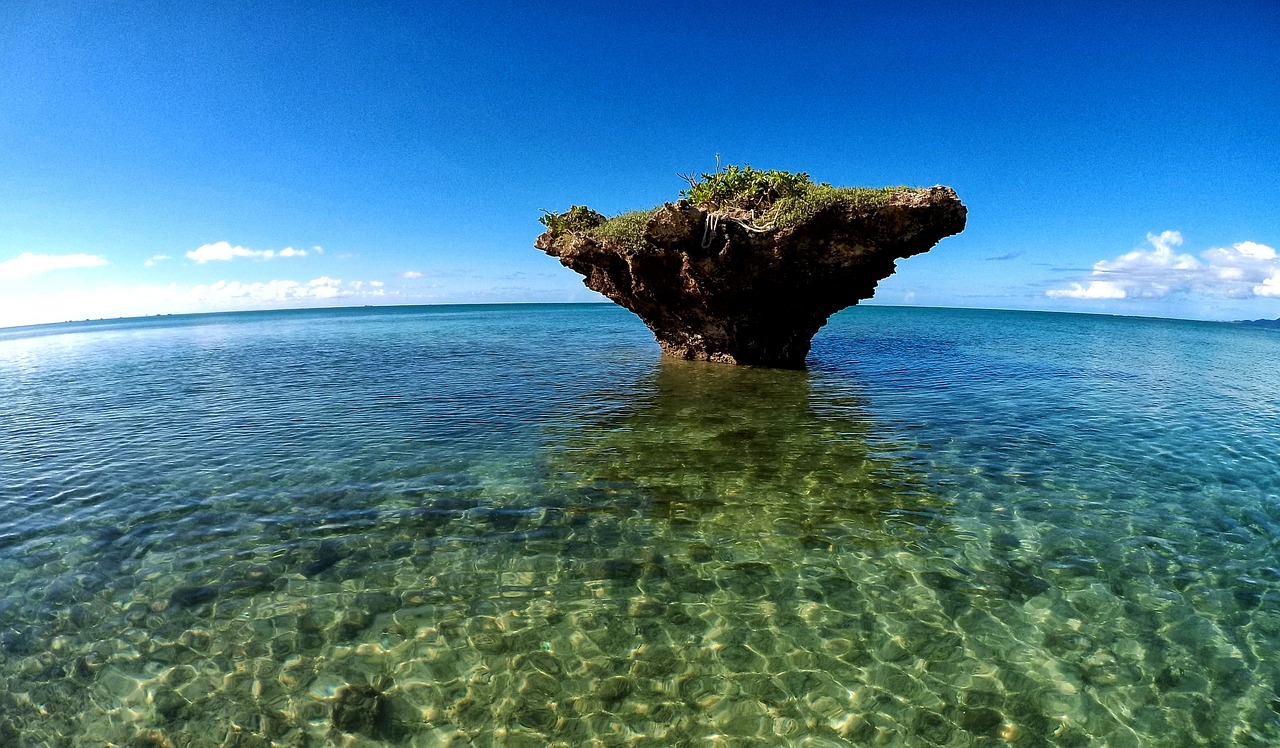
545,358,944,548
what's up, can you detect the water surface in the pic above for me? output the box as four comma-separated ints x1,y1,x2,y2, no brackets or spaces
1,305,1278,746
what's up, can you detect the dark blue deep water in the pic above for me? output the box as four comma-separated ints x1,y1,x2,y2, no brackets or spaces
1,304,1279,746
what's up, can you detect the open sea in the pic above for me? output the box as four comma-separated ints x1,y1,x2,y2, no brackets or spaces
1,303,1279,747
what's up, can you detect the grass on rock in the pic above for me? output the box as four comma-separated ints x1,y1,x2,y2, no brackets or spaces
588,209,658,253
542,165,911,250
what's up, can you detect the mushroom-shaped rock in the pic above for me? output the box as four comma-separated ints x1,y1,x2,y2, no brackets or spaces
536,184,966,368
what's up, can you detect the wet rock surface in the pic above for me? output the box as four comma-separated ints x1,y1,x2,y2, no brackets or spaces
536,186,966,367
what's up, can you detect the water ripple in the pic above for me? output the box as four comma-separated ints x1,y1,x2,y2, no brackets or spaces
0,306,1278,745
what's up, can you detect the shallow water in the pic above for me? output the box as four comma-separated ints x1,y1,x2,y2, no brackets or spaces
1,304,1278,746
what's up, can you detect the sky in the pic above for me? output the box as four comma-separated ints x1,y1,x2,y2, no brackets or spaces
1,0,1278,328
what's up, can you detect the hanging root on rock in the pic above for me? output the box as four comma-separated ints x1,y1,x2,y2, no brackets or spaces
700,211,776,249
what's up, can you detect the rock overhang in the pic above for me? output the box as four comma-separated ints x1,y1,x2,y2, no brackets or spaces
537,183,966,368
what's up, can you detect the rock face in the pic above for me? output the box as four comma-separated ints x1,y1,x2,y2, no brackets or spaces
536,185,966,368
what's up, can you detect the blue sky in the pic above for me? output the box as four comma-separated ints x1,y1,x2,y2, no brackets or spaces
2,1,1277,327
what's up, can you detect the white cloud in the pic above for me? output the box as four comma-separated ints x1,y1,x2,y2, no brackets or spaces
1227,241,1276,261
195,276,352,303
187,242,261,263
1047,280,1128,299
1145,230,1186,254
144,254,171,267
0,252,109,281
1254,272,1280,298
306,276,342,298
399,270,424,279
1047,232,1280,301
186,241,310,263
0,275,396,329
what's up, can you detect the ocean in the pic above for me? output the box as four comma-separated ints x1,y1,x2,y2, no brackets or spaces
1,304,1278,746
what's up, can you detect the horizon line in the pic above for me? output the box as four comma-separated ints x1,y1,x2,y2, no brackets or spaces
1,300,1267,336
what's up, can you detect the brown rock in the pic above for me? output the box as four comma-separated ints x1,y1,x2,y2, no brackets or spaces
536,185,966,368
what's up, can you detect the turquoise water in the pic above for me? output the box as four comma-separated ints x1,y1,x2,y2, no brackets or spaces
1,304,1278,746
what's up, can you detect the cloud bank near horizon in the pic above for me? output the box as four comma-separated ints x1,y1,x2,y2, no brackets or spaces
0,276,389,329
1048,232,1280,301
0,252,109,281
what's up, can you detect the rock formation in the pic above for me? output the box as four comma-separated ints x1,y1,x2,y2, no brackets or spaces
536,184,966,368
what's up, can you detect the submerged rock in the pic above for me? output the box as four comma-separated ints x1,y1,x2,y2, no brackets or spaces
331,683,405,741
536,183,966,368
167,585,217,610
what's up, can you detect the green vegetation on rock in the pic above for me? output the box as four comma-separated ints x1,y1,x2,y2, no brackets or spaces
537,205,657,253
680,164,814,213
681,164,903,228
588,209,658,253
538,205,603,235
540,164,909,249
768,184,904,228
